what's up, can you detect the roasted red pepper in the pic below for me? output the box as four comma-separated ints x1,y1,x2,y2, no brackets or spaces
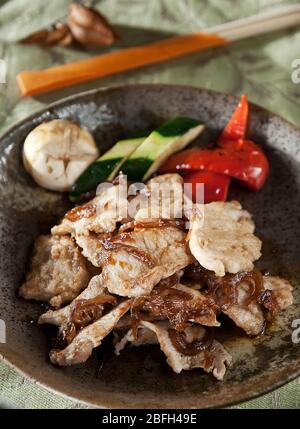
218,94,249,145
159,140,269,191
160,95,269,191
184,171,231,203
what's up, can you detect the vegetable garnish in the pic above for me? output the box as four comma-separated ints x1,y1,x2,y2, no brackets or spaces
70,133,147,201
159,95,269,193
121,117,205,181
184,170,231,203
218,94,249,145
158,143,269,191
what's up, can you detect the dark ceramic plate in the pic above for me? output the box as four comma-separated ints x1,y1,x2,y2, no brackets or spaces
0,85,299,409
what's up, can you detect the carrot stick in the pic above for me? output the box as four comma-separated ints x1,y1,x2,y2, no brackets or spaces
17,32,227,96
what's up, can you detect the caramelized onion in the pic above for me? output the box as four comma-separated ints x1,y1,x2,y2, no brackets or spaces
186,266,264,311
168,328,214,356
54,294,117,349
130,284,216,333
71,294,117,328
100,238,155,268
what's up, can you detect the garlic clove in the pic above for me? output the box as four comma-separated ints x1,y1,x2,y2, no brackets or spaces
23,119,99,192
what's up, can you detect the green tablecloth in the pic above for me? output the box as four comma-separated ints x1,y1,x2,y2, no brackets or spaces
0,0,299,409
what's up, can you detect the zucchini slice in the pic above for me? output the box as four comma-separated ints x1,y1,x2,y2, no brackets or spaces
121,117,205,181
69,134,147,201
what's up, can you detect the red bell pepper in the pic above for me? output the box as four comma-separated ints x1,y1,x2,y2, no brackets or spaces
159,143,269,191
159,95,269,191
184,171,231,203
218,94,249,145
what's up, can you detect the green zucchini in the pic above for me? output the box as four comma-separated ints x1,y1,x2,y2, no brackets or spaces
121,117,205,181
69,134,147,201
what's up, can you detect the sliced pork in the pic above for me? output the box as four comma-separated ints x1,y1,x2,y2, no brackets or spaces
131,282,220,330
188,201,262,277
135,174,185,221
20,235,91,308
114,326,158,355
21,170,294,381
260,276,293,314
39,274,106,327
52,178,128,236
50,300,131,366
134,321,232,381
223,275,293,335
99,226,193,297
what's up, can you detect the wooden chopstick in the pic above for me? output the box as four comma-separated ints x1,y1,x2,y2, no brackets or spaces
17,4,300,97
208,4,300,41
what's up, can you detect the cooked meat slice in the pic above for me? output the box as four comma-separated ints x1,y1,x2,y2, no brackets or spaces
38,261,162,328
132,283,219,330
19,235,90,308
223,275,293,335
40,228,192,327
101,250,164,297
75,233,107,267
115,312,165,331
147,173,183,187
260,276,293,314
39,275,105,326
50,300,131,366
135,174,184,221
114,327,158,355
52,178,127,236
140,321,232,381
174,284,220,327
224,280,265,336
188,201,262,276
101,226,192,297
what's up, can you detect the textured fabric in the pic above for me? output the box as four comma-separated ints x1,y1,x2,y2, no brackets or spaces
0,0,299,409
